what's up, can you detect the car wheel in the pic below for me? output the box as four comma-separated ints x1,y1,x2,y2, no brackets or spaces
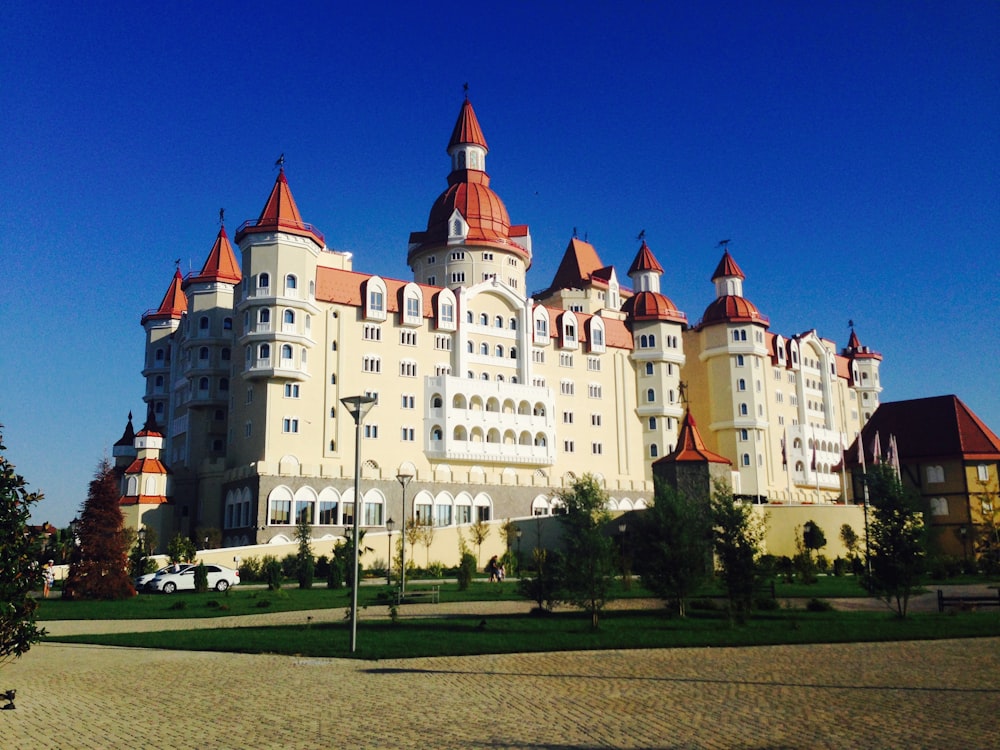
163,582,176,594
215,580,229,592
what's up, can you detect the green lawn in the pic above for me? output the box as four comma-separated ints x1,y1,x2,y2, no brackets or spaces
46,608,1000,660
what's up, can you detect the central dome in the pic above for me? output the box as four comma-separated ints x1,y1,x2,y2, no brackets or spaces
425,170,511,242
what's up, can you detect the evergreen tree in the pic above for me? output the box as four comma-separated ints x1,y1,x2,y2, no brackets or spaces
557,474,615,629
633,483,713,617
62,460,135,600
864,464,927,617
0,431,46,667
711,482,766,623
295,517,315,589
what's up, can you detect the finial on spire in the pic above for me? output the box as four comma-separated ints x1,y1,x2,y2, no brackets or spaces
572,226,578,238
463,82,469,100
219,207,225,227
848,319,855,329
275,153,285,171
174,258,181,269
678,381,689,406
637,229,646,241
718,239,731,249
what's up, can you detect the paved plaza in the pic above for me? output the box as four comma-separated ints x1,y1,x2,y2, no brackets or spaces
3,630,998,750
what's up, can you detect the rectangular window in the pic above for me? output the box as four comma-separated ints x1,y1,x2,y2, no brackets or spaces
451,272,466,283
560,380,575,396
282,418,299,433
269,499,291,525
450,251,465,261
441,303,454,323
435,335,452,350
363,324,381,341
401,394,415,409
588,384,602,398
294,500,313,525
562,412,574,424
363,356,381,373
977,464,989,481
406,297,420,319
401,427,415,441
400,330,417,346
456,505,472,525
532,349,545,363
560,353,573,367
592,443,603,455
591,414,602,427
318,500,338,525
369,291,384,312
283,383,300,398
563,440,575,453
364,424,379,439
427,275,436,286
587,357,601,371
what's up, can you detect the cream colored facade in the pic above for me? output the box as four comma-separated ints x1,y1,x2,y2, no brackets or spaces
130,99,882,554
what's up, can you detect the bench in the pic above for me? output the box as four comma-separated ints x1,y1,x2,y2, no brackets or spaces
937,589,1000,613
391,585,440,606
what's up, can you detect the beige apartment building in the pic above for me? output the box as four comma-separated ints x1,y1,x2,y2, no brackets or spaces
119,98,882,552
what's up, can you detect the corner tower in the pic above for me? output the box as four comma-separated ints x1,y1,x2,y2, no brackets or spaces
842,327,883,422
408,98,532,295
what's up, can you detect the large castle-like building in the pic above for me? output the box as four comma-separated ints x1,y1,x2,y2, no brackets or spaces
115,98,883,550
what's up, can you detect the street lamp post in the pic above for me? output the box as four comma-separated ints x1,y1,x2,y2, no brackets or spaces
618,520,629,590
137,526,147,577
515,527,523,575
385,518,395,585
341,395,377,654
396,470,414,595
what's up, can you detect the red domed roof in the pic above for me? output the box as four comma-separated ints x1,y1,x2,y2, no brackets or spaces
622,291,687,323
699,295,769,326
426,170,511,242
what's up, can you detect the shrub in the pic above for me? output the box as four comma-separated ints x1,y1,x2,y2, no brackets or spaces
832,557,848,577
456,552,477,590
315,555,331,578
688,598,720,611
194,563,208,593
755,596,780,611
298,555,315,589
774,556,794,583
265,558,283,590
816,554,829,573
806,598,833,612
280,554,298,578
168,600,187,611
240,556,264,582
327,556,345,589
427,561,445,579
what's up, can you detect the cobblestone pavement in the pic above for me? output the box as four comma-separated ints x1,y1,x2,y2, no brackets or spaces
3,634,998,749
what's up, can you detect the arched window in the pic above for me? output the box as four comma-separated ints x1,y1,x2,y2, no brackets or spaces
199,347,209,361
283,309,295,326
258,272,270,290
285,274,297,290
281,344,293,359
199,316,209,331
650,444,659,458
479,313,488,325
495,315,503,328
647,388,655,403
221,348,230,361
738,379,746,391
739,403,748,416
259,309,270,324
495,345,504,357
480,342,489,355
199,377,209,391
467,341,474,353
431,427,443,441
510,347,517,359
742,453,751,466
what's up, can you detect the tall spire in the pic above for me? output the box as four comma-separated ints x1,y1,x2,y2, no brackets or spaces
142,268,187,324
235,167,324,248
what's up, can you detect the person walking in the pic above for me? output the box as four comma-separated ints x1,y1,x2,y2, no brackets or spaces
43,560,55,598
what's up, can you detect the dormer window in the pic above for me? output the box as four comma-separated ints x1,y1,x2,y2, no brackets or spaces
365,276,388,322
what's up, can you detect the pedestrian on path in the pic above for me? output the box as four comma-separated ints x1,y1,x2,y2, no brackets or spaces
43,560,55,598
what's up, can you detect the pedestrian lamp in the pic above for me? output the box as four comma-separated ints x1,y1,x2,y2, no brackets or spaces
385,518,395,585
515,527,523,572
618,520,629,589
341,394,377,654
396,469,414,595
959,525,969,566
137,527,147,573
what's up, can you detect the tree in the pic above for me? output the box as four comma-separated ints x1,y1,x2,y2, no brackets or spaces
0,431,46,668
864,464,927,618
711,481,766,623
295,518,315,589
633,483,713,617
557,474,616,629
167,533,197,564
469,519,490,567
972,481,999,574
517,547,561,614
418,519,435,567
63,460,135,600
802,520,826,559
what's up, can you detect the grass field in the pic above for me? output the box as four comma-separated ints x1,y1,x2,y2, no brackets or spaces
37,574,906,621
45,607,1000,660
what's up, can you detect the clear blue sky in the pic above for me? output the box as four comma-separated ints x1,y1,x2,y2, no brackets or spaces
2,2,997,526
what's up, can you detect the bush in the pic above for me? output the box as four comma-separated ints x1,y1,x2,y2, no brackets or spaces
298,555,315,589
832,557,848,577
194,563,208,593
265,558,283,590
280,554,298,579
327,556,345,590
315,555,331,578
456,552,477,591
688,598,720,611
427,561,445,579
816,554,829,573
806,598,834,612
755,596,780,611
240,556,264,582
774,556,794,583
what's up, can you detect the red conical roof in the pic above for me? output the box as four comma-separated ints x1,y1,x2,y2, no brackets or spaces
659,411,732,464
627,240,664,276
622,291,687,323
142,269,187,324
185,226,242,287
711,251,745,281
449,98,488,150
235,169,324,248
